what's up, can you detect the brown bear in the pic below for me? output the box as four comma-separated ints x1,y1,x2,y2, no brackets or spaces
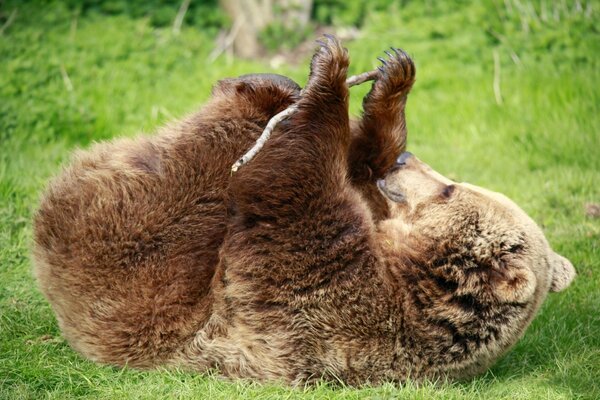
33,36,575,385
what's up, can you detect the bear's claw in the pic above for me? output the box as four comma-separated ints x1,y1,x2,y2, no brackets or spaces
363,47,415,109
375,47,415,87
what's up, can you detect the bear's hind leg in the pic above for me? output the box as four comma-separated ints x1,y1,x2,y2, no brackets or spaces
229,35,351,216
222,36,376,291
349,48,416,182
210,38,379,381
347,48,415,220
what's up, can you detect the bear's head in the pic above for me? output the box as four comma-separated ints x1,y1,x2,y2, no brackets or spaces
377,151,575,308
376,151,575,376
378,152,575,302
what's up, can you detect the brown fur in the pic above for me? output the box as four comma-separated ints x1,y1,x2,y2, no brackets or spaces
33,37,574,385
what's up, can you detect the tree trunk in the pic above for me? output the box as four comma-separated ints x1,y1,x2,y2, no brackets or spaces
219,0,313,59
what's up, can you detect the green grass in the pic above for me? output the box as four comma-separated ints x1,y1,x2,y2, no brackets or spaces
1,1,599,399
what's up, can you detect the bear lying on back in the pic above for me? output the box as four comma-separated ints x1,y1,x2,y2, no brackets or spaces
33,36,575,385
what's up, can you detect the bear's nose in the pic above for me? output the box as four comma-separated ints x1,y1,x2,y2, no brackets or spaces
395,152,413,166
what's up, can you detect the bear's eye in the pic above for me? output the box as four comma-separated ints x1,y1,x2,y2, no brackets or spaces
508,243,524,254
441,184,456,199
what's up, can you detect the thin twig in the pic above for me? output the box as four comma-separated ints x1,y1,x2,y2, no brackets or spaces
60,64,74,92
346,69,379,86
209,16,244,63
493,49,503,106
0,9,17,36
231,68,379,173
488,29,521,66
231,105,299,172
172,0,191,35
69,10,79,41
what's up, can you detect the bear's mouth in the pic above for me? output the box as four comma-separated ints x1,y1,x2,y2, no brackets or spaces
377,178,405,203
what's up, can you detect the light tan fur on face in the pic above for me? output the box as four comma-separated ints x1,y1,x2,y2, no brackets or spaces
379,153,575,302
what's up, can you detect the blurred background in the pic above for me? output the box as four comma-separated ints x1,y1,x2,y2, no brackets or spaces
1,1,599,399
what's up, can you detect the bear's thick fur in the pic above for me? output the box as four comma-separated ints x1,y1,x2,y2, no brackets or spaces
33,37,575,385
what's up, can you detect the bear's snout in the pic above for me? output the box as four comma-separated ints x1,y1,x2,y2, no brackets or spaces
377,177,405,203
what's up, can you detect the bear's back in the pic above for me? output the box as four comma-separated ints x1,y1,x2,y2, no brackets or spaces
32,111,262,366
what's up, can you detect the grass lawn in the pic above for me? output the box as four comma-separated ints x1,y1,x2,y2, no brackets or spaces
1,1,599,399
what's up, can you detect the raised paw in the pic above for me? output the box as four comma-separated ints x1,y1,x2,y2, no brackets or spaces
305,34,350,97
366,48,415,106
349,48,416,185
376,47,415,94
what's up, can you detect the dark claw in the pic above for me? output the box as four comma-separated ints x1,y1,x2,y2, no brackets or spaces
377,57,387,65
384,50,393,58
316,39,327,48
394,47,410,63
323,33,338,47
377,66,385,73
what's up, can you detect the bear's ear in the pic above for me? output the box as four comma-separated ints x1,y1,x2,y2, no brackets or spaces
492,266,536,303
211,78,248,96
549,252,576,292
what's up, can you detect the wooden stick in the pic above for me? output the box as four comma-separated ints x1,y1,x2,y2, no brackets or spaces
172,0,191,35
0,9,17,36
231,104,298,172
59,64,74,92
346,69,379,87
231,68,379,173
493,49,503,105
